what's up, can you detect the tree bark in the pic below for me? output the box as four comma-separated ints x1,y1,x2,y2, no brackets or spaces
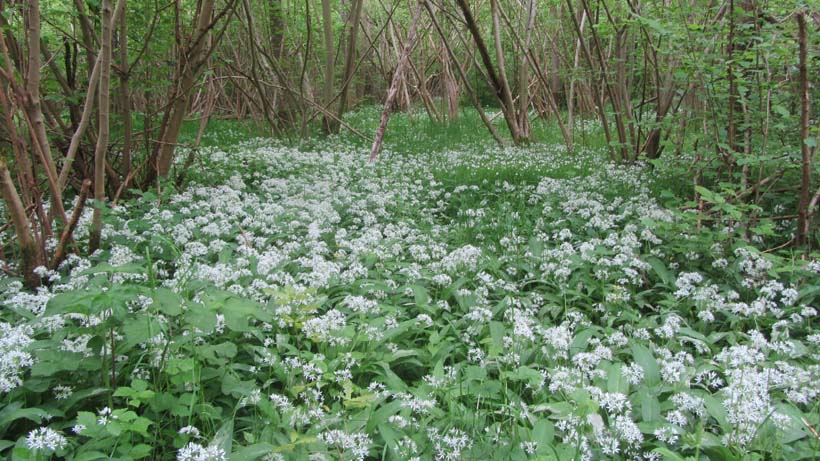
369,1,423,162
796,11,812,247
321,0,335,132
455,0,525,144
335,0,365,131
90,0,114,252
423,0,505,146
155,0,236,179
118,3,132,179
24,0,66,222
0,160,41,288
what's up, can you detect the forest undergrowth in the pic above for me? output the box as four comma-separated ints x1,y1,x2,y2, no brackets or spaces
1,112,819,461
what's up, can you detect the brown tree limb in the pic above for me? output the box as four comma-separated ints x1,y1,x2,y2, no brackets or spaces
50,179,91,269
370,1,424,162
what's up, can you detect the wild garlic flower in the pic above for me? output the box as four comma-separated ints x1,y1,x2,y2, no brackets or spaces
26,427,67,452
176,442,227,461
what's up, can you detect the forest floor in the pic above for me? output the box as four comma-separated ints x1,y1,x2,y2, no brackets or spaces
2,110,819,460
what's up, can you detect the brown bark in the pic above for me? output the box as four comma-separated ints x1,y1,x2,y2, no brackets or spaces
496,4,572,150
59,54,102,190
455,0,525,144
369,1,423,162
89,0,114,252
423,0,505,146
51,180,91,269
0,160,41,288
154,0,236,179
335,0,365,131
517,0,536,138
796,11,812,247
118,3,132,179
24,0,66,223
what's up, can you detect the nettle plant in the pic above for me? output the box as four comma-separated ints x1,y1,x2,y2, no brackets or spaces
0,135,819,460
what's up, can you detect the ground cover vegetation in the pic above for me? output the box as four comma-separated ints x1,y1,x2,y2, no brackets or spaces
0,0,818,460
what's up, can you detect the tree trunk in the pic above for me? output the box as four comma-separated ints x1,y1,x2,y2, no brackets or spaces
335,0,364,131
155,0,233,179
490,0,526,143
423,0,505,146
24,0,65,222
455,0,524,144
321,0,335,132
370,1,423,162
119,3,132,179
90,0,113,252
0,160,41,288
516,0,536,138
796,11,812,247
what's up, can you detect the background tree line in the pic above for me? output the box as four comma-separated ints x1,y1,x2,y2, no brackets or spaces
0,0,817,287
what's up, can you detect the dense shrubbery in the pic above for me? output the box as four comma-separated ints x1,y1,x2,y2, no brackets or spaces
1,122,818,460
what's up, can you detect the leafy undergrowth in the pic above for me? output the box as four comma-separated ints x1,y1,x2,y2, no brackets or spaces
1,134,819,461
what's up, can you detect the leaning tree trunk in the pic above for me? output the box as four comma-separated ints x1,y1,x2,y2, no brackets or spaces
155,0,232,179
455,0,525,144
0,160,41,288
369,1,423,162
423,0,505,146
23,0,67,222
118,4,132,179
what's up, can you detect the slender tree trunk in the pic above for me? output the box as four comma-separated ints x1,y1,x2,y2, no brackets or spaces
269,0,285,59
24,0,64,220
90,0,113,252
796,11,812,247
321,0,335,132
155,0,235,179
119,4,132,179
58,0,126,190
568,9,586,141
335,0,364,131
517,0,536,138
490,0,525,143
59,54,102,190
72,0,99,74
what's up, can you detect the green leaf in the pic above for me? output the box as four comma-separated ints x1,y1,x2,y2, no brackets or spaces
122,313,162,349
43,291,96,317
630,344,660,387
231,443,276,460
653,447,688,461
639,392,661,422
646,257,674,285
704,395,730,431
0,403,50,430
607,362,629,394
80,262,146,275
213,419,234,458
185,307,217,333
532,419,554,448
504,366,544,387
72,451,110,461
152,287,184,316
569,328,595,358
